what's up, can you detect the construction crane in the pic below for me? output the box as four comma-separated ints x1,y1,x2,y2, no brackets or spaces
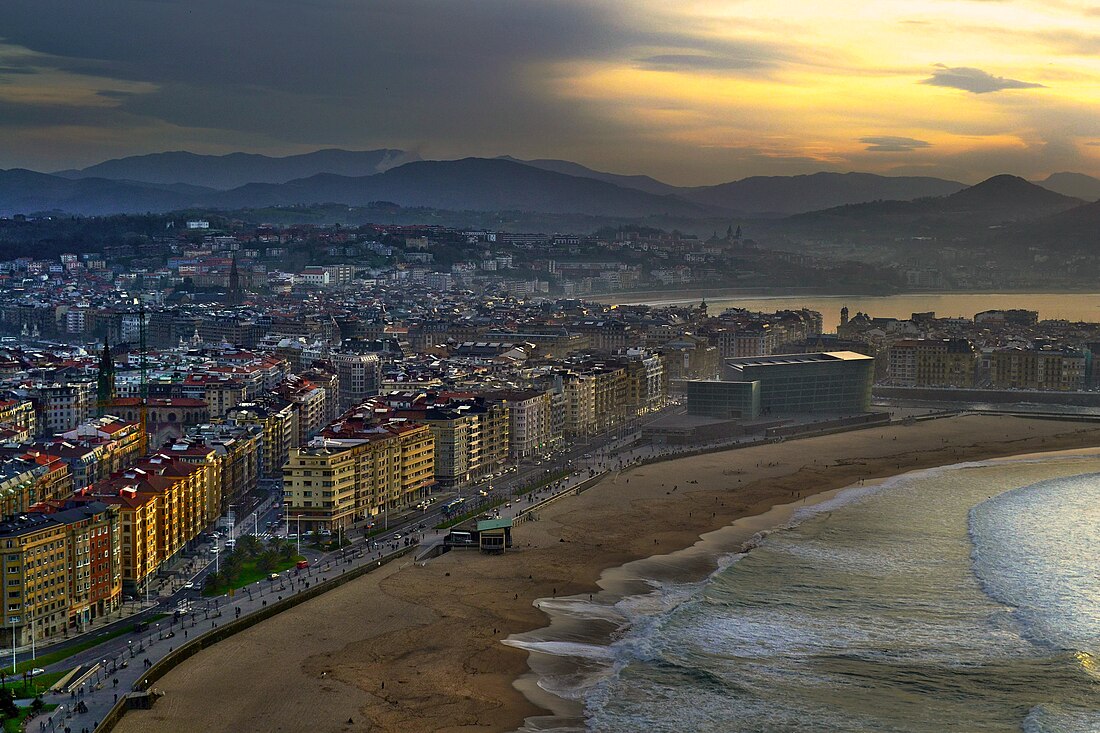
137,298,149,454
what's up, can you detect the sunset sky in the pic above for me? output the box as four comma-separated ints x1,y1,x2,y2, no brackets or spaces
1,0,1098,184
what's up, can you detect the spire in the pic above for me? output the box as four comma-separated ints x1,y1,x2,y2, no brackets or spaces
96,337,115,416
228,255,242,305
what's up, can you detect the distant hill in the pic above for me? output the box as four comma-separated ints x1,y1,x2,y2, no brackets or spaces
213,158,720,218
681,171,967,215
1007,195,1100,250
54,149,418,189
2,158,719,218
499,157,682,196
5,153,1087,225
0,168,210,217
935,175,1081,215
799,175,1079,220
1034,172,1100,202
782,175,1083,241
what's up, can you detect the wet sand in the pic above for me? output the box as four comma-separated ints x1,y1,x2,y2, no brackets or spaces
115,414,1100,733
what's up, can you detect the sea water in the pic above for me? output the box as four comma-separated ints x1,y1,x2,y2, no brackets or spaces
509,454,1100,732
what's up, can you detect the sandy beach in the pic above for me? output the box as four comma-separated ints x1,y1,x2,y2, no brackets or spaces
114,414,1100,733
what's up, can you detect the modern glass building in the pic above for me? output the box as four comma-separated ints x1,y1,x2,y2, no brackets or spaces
687,351,875,419
722,351,874,416
686,379,761,419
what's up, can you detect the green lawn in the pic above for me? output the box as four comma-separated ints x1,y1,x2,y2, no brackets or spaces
202,556,305,597
0,670,65,698
2,702,56,732
15,613,168,676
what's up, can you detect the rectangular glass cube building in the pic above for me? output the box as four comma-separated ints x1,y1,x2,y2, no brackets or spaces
688,351,874,419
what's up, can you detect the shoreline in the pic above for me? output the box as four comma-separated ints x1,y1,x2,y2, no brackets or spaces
587,287,1100,306
594,281,1100,299
113,414,1100,733
505,445,1100,731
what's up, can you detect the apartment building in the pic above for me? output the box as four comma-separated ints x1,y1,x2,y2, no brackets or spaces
887,339,977,387
329,352,382,410
226,398,298,477
283,415,434,533
485,389,558,460
989,348,1086,391
82,453,209,594
0,501,120,646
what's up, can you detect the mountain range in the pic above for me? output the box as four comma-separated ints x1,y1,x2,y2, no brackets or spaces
54,148,418,190
4,149,1100,232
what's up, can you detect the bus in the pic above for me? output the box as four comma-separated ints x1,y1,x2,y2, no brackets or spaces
442,498,466,518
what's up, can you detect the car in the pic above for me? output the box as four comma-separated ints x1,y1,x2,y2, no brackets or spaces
210,547,219,554
183,581,195,589
295,560,309,570
29,668,44,677
268,573,280,580
505,502,512,509
393,533,403,540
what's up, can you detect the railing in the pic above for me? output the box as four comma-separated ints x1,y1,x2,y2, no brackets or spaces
94,544,418,733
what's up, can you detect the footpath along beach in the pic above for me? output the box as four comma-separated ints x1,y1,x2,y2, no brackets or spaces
114,413,1100,733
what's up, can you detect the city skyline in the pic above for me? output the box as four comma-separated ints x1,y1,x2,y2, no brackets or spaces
2,1,1099,184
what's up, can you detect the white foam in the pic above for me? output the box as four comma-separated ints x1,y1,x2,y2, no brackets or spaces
501,638,617,662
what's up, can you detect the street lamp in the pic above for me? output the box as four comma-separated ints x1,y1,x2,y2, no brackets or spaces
296,514,302,556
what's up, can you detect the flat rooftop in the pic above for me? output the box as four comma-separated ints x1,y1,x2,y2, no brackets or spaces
726,351,872,366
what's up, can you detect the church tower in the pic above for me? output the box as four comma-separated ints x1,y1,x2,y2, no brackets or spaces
95,337,115,416
228,255,242,305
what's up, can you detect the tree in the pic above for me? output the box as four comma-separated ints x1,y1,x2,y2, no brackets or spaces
256,551,278,575
205,571,223,592
237,534,263,559
30,696,44,716
223,552,244,582
0,686,17,719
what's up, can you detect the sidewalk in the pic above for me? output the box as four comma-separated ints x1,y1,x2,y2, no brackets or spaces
26,539,419,733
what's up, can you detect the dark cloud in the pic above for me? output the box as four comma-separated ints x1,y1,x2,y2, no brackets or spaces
921,65,1045,94
0,0,641,161
860,136,931,152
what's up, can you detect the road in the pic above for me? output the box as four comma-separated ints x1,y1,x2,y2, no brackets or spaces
23,405,686,730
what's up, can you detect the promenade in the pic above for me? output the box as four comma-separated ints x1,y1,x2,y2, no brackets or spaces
26,536,420,733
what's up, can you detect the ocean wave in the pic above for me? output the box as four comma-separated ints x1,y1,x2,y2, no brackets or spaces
515,452,1100,732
